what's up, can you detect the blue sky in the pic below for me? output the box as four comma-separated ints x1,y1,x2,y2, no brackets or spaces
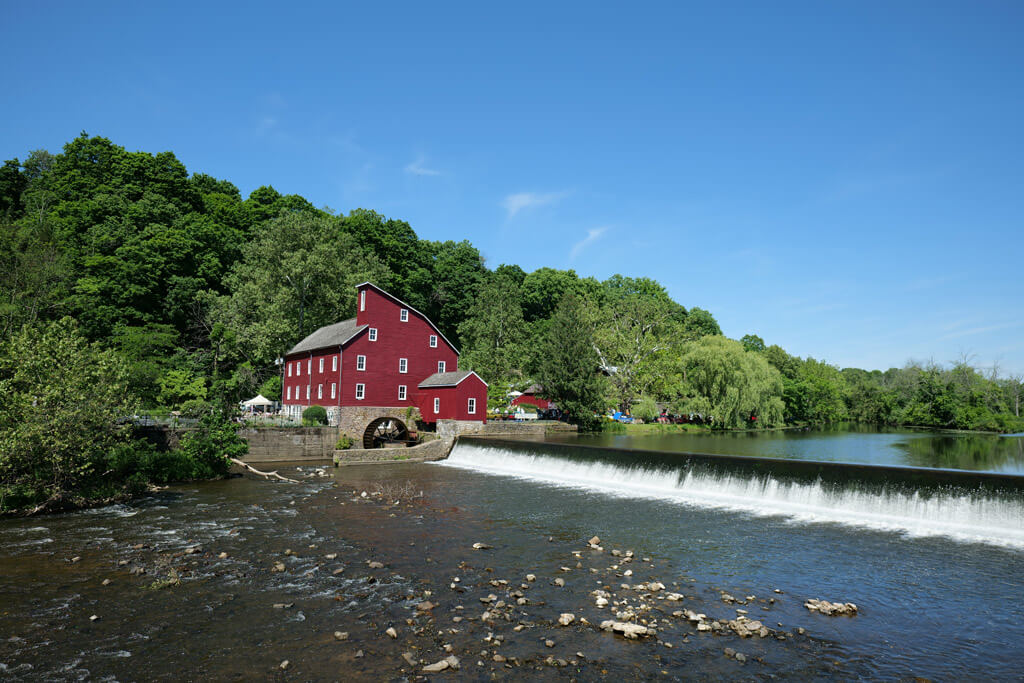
3,1,1022,374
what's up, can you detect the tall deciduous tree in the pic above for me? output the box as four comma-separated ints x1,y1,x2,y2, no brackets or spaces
457,270,527,385
210,212,392,389
593,275,686,410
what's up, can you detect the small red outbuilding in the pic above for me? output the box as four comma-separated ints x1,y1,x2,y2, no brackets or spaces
417,371,488,423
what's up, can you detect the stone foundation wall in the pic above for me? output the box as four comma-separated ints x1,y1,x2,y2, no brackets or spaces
456,421,578,437
240,427,337,462
333,436,454,466
336,405,422,443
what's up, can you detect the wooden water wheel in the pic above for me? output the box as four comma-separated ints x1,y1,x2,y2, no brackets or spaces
362,417,409,448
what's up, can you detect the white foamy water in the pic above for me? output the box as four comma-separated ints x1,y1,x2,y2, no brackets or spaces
440,443,1024,549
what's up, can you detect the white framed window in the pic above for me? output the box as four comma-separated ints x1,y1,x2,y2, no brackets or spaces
468,398,476,414
332,355,337,371
400,308,408,322
399,358,408,373
437,361,446,373
307,359,311,374
296,362,301,376
369,328,377,341
360,290,366,311
319,358,324,373
286,386,291,400
355,383,365,400
398,385,407,400
429,334,437,348
331,383,336,399
356,355,366,371
287,363,292,377
317,384,323,399
433,397,440,414
305,385,310,400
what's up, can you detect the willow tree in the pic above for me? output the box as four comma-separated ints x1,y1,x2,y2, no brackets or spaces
678,336,785,429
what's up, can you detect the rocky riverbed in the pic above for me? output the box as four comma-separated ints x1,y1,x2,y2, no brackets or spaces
0,463,874,680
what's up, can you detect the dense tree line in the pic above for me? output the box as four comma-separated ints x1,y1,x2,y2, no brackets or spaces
1,133,1021,481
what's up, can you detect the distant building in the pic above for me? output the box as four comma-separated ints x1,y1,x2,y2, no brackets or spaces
281,282,487,446
511,383,552,411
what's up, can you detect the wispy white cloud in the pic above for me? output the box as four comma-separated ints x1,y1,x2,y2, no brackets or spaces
501,191,569,218
570,226,609,260
939,322,1022,341
404,155,441,177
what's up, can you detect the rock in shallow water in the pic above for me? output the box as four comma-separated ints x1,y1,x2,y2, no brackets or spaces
804,599,858,616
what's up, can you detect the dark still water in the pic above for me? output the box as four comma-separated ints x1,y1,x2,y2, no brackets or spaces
545,425,1024,474
1,436,1022,680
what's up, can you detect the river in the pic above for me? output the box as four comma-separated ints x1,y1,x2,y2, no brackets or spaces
1,429,1022,680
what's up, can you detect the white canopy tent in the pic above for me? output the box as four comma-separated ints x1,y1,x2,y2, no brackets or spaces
241,394,274,413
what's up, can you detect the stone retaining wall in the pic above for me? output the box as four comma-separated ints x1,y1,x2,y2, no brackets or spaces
333,437,454,466
240,427,337,462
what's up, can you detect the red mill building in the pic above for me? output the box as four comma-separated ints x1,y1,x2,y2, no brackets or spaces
281,283,487,447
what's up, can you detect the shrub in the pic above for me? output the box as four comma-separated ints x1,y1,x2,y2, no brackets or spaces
302,405,328,426
634,395,659,422
175,413,246,479
335,434,354,450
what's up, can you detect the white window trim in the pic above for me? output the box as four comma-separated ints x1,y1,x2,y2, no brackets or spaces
360,290,366,311
296,362,301,376
317,384,323,399
399,358,408,374
332,355,337,371
468,398,476,414
305,385,310,400
286,386,291,400
355,383,365,400
438,361,446,373
429,335,437,348
331,383,336,399
433,397,440,414
307,359,311,374
398,385,407,400
287,363,292,377
357,354,366,371
319,358,324,373
369,328,377,341
400,308,408,322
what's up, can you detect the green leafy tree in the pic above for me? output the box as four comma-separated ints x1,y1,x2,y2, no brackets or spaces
210,211,393,380
537,294,605,430
740,334,765,353
457,270,527,385
0,318,138,511
593,275,686,410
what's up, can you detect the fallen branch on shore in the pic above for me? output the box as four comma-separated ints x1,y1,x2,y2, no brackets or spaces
229,458,299,483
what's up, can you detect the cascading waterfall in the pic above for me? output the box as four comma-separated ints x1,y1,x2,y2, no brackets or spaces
440,440,1024,548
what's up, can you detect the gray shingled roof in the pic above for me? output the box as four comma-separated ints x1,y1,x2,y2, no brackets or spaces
287,318,366,355
418,370,477,388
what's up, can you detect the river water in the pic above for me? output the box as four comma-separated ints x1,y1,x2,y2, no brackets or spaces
1,430,1022,680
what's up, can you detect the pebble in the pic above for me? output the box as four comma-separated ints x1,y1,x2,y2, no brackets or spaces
472,542,492,550
218,552,229,559
526,574,536,582
279,660,289,670
334,631,349,640
554,578,565,587
101,578,111,586
325,553,337,560
71,556,81,563
545,639,555,648
368,561,385,569
89,615,100,622
558,613,575,626
386,627,398,638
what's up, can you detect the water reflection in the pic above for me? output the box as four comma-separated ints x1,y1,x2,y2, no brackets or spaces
545,426,1024,474
895,433,1024,472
